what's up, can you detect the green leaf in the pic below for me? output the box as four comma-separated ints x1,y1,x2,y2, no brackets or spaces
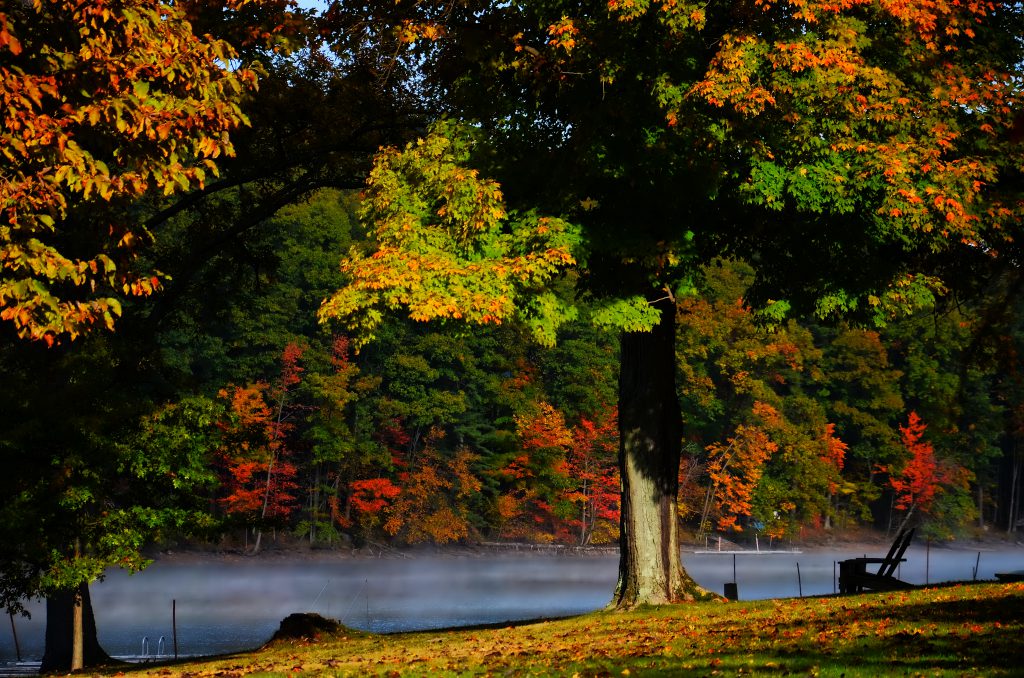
589,296,661,332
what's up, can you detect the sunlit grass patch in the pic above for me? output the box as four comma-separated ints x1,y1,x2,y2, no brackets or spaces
102,582,1024,677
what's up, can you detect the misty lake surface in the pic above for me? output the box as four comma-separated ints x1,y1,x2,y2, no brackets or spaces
3,544,1023,669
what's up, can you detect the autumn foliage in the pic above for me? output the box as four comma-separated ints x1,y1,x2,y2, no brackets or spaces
672,0,1021,257
891,411,941,512
564,409,620,545
0,0,255,342
705,404,780,533
215,344,308,530
318,122,582,348
885,411,971,525
216,382,300,524
384,444,482,544
494,402,620,544
349,478,402,515
820,423,849,494
494,403,575,542
6,2,1024,663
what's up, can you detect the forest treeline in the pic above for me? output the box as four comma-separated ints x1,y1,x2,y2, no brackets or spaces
7,188,1018,555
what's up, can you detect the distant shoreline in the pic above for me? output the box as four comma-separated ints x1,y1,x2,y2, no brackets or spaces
149,532,1024,564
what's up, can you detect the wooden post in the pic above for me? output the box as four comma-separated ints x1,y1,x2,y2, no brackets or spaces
173,599,178,659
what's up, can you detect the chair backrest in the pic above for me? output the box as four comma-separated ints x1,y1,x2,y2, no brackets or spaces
877,528,915,578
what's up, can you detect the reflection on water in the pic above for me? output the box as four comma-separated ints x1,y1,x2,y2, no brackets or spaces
2,544,1022,668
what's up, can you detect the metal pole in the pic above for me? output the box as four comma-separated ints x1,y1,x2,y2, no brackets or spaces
8,611,20,662
797,562,803,597
973,552,981,581
173,599,178,659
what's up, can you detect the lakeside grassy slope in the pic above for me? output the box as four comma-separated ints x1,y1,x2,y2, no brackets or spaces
103,582,1023,677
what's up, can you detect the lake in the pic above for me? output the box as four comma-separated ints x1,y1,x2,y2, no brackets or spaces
2,543,1022,671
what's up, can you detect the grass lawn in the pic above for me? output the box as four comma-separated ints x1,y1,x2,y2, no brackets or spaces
100,581,1024,677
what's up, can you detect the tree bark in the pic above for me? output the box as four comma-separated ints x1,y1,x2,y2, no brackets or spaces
40,583,111,672
72,588,83,670
611,297,711,608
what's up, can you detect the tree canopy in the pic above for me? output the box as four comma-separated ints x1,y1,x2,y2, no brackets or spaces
0,0,257,343
319,0,1024,606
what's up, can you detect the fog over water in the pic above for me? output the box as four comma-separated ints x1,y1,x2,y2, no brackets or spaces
2,544,1022,669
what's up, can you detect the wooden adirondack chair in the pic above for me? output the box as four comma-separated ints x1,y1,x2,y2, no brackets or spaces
838,528,915,594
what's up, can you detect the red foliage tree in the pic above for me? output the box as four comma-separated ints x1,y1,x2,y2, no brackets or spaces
563,407,620,545
345,477,402,532
820,422,849,495
217,383,300,522
376,418,413,469
495,403,575,542
216,343,306,550
890,411,940,513
885,411,971,533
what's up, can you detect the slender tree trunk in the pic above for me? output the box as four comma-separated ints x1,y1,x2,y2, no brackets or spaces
698,439,737,538
580,475,589,546
311,464,320,545
886,495,896,536
895,502,916,536
40,583,111,673
71,538,84,670
977,483,984,529
253,385,291,554
1009,450,1021,534
611,298,710,608
252,525,264,553
72,587,83,670
344,481,353,526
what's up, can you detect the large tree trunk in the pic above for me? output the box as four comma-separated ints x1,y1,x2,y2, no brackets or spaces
611,297,711,608
40,582,111,673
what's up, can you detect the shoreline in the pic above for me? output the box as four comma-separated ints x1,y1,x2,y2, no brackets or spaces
149,532,1024,565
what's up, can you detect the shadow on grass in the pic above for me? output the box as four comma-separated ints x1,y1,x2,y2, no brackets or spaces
546,585,1024,677
546,625,1021,678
